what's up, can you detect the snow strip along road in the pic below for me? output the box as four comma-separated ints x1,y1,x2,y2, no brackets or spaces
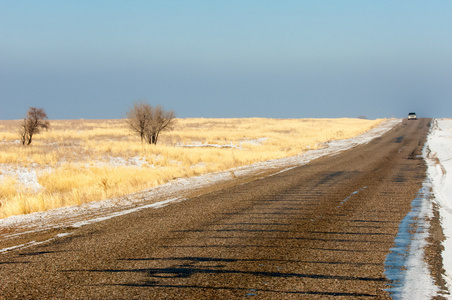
0,118,439,299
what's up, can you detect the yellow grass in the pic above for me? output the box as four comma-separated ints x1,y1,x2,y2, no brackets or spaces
0,118,384,218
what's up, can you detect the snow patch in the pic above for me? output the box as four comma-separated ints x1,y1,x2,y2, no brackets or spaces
337,186,367,208
176,137,268,149
384,181,437,299
69,197,185,228
108,156,149,167
176,142,242,149
0,165,43,192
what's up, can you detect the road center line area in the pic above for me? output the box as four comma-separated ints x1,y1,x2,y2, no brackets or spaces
0,119,431,299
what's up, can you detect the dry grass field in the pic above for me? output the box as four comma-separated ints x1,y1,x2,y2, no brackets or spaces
0,118,383,218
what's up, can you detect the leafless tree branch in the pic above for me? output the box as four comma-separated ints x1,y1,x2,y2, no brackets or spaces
20,107,50,145
126,102,175,145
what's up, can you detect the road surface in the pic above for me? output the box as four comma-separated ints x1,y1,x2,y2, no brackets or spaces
0,118,431,299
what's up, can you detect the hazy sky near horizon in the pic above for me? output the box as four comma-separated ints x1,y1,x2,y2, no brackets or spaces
1,1,452,120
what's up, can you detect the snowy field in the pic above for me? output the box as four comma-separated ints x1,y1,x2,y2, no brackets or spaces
2,118,452,298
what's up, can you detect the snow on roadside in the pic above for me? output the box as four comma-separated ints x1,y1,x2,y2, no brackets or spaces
383,118,452,299
384,181,437,299
388,118,452,299
424,118,452,297
0,119,401,252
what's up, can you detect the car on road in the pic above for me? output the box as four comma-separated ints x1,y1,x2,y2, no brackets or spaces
408,112,417,120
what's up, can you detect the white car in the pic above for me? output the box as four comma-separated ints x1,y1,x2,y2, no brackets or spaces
408,112,417,120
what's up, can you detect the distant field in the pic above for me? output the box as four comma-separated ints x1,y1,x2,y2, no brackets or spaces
0,118,383,218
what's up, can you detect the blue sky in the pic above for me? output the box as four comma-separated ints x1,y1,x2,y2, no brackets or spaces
1,1,451,119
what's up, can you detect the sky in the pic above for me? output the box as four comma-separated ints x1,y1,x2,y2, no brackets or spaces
1,1,452,120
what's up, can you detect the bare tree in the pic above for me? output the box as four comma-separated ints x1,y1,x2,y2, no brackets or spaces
145,105,175,145
127,102,175,145
127,102,152,143
20,107,50,145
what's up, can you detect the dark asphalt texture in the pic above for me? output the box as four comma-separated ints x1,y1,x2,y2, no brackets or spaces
0,118,431,299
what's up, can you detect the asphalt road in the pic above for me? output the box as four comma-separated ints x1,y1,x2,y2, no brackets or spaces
0,118,432,299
